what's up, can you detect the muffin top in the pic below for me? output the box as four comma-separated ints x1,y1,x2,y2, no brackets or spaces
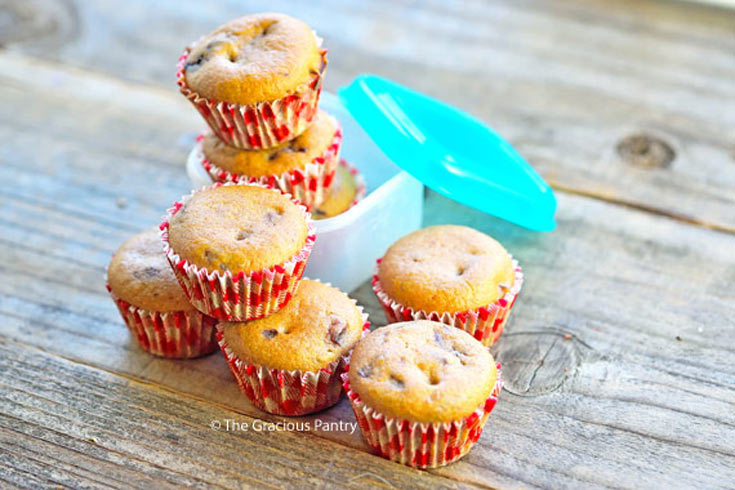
220,280,364,371
377,225,514,313
183,13,322,105
203,110,338,177
313,163,358,220
166,185,309,273
349,320,497,423
108,227,193,312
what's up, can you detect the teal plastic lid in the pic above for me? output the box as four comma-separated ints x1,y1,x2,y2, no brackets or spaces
339,75,556,231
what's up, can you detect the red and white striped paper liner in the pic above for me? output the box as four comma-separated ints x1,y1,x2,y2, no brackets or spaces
177,49,327,150
312,158,367,220
197,120,342,211
107,287,218,359
343,364,502,468
345,160,367,208
217,302,370,416
160,182,316,321
372,258,523,347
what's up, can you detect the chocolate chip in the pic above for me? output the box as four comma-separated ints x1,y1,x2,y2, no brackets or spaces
328,315,347,346
434,329,449,350
133,266,159,280
184,54,205,71
457,265,467,276
389,374,405,390
267,143,307,162
262,329,278,340
265,212,279,225
434,329,469,363
357,364,373,378
236,230,252,241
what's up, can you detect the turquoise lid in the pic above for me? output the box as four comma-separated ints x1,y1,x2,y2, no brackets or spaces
339,75,556,231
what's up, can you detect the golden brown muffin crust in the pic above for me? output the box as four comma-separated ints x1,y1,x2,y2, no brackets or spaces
184,13,322,105
221,280,364,371
108,227,193,312
312,163,358,219
378,225,514,313
203,110,337,177
349,320,496,423
167,185,308,273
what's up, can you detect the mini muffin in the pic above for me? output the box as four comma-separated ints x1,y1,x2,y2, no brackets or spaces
312,160,365,220
344,320,502,468
199,110,342,210
373,225,523,346
161,183,315,321
218,279,369,415
178,13,327,149
107,227,218,358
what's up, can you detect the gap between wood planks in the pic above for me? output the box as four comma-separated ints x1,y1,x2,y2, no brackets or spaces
550,182,735,234
0,336,494,489
0,48,731,237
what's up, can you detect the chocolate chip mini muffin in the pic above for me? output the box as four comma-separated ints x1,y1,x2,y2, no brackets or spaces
373,225,523,346
177,13,327,149
312,160,366,220
161,182,315,321
198,110,342,210
107,227,218,358
218,279,369,415
343,320,502,468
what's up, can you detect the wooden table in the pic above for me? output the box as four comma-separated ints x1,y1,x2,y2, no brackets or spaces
1,0,734,488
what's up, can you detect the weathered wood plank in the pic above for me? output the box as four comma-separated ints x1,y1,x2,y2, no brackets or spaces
1,46,735,487
1,0,734,229
0,339,466,490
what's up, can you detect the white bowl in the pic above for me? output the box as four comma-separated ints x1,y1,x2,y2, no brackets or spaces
187,91,424,293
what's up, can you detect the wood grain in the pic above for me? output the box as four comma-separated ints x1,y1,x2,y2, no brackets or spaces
1,47,734,488
2,0,734,230
0,339,463,490
1,1,735,488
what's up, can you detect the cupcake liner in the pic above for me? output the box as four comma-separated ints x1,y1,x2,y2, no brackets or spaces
372,258,523,347
177,48,327,150
340,159,367,210
217,293,370,416
160,182,316,321
107,286,218,359
197,120,342,211
312,159,367,219
342,364,503,468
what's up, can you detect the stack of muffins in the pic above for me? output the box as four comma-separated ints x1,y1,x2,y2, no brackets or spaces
178,13,364,219
107,13,524,470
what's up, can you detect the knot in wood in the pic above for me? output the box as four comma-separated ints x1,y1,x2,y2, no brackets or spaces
617,133,675,168
492,330,582,397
